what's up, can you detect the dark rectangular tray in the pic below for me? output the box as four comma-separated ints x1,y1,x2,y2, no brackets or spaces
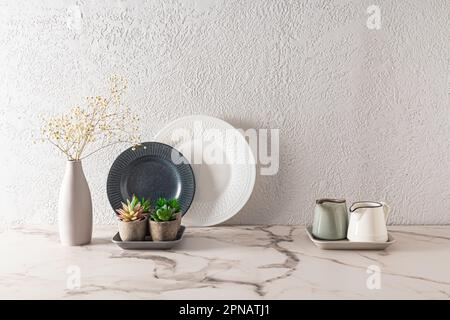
112,226,185,250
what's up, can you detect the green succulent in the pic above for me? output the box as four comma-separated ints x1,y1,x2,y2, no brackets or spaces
155,197,181,213
155,197,168,209
167,198,181,212
139,196,151,213
151,205,177,222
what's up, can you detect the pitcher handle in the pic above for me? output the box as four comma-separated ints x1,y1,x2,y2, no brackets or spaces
380,202,390,223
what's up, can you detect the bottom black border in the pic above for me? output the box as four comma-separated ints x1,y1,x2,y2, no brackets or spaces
0,300,444,318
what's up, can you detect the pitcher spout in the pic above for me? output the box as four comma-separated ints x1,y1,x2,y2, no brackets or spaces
349,201,382,212
316,198,346,205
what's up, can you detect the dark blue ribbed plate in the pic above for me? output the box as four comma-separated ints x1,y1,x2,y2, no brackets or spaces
107,142,195,215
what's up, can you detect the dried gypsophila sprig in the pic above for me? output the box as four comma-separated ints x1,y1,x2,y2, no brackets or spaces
39,75,144,161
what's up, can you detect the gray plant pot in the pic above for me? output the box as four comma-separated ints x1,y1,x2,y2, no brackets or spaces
118,216,147,241
149,213,181,241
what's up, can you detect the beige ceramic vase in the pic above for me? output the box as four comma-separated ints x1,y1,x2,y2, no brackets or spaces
58,160,92,246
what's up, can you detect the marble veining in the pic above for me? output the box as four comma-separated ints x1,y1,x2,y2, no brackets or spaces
0,225,449,299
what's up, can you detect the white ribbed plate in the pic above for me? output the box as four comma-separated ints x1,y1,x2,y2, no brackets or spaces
154,115,256,226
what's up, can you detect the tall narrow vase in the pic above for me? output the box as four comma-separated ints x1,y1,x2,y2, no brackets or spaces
58,160,92,246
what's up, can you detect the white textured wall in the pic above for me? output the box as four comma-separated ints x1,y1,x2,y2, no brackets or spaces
0,0,449,225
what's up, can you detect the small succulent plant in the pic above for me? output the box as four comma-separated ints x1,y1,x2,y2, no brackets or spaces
151,206,176,222
116,195,145,222
139,196,151,213
151,198,181,222
155,197,181,212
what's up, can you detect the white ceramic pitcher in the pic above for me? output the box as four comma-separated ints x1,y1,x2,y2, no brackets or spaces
347,201,390,242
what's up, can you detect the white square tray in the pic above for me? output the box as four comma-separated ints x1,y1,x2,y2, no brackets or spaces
306,226,395,250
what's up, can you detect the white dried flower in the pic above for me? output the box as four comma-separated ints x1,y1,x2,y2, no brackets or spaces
40,76,142,160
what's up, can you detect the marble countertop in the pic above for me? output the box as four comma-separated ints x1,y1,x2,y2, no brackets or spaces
0,225,449,299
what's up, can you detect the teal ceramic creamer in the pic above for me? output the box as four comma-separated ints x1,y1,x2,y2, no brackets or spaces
312,198,349,240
